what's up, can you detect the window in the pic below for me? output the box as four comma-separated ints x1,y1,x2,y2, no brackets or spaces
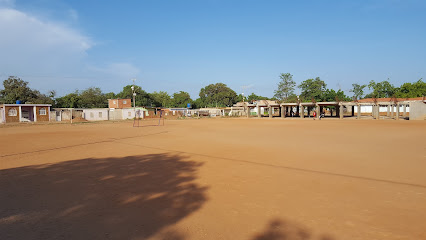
39,107,46,115
99,112,103,118
123,100,127,104
90,112,94,118
113,100,116,104
8,108,17,116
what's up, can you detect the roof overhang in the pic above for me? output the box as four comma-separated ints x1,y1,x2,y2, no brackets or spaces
316,102,339,106
1,104,52,107
299,102,316,106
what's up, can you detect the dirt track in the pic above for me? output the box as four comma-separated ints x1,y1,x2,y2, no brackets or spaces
1,118,425,240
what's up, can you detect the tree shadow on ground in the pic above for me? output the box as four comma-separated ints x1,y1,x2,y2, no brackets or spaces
0,153,207,240
252,219,336,240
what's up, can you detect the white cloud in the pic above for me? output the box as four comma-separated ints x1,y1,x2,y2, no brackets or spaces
0,8,92,75
0,6,141,95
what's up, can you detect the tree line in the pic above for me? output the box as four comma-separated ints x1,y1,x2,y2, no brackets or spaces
273,73,425,103
0,75,425,108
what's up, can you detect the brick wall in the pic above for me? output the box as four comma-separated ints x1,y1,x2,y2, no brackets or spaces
108,99,132,109
118,99,132,108
36,106,50,122
108,99,118,108
5,106,20,123
145,111,157,118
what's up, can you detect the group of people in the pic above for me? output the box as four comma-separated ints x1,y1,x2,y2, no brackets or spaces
313,110,325,120
289,109,325,119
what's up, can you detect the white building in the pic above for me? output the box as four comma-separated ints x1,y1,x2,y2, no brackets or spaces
83,108,109,121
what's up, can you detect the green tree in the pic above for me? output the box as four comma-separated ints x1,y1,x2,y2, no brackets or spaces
55,88,111,108
104,92,116,100
172,91,193,108
0,76,37,103
395,79,426,98
78,87,108,108
199,83,237,107
235,94,244,103
349,83,367,100
55,92,81,108
0,76,55,104
274,73,296,101
192,98,204,109
150,91,172,107
322,89,351,102
116,85,153,107
298,77,327,102
247,93,269,101
29,89,55,104
285,94,298,103
366,80,395,98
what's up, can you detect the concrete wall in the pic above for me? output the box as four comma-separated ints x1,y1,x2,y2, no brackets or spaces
50,109,74,121
354,106,372,113
108,108,140,120
122,108,137,119
62,110,72,121
50,111,56,121
228,107,245,116
353,105,410,113
83,109,109,121
72,110,83,119
199,108,222,117
0,107,4,123
109,108,123,120
379,105,409,112
168,108,188,117
409,101,426,120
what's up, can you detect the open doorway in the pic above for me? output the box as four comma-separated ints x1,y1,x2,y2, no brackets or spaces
21,106,34,122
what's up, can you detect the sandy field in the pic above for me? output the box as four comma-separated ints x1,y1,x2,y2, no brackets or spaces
1,118,425,240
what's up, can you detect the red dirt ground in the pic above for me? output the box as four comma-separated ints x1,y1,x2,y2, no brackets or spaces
1,118,425,240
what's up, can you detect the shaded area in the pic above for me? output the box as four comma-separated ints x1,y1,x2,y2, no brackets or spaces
252,219,336,240
0,154,207,240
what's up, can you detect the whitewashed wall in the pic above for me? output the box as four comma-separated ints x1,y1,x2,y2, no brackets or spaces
122,108,136,119
354,105,410,113
83,109,109,121
109,109,122,120
0,107,4,123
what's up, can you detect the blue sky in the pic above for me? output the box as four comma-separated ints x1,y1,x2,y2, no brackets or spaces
0,0,425,98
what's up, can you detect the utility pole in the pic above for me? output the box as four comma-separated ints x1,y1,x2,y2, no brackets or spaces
241,85,249,103
241,85,249,116
131,78,136,115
